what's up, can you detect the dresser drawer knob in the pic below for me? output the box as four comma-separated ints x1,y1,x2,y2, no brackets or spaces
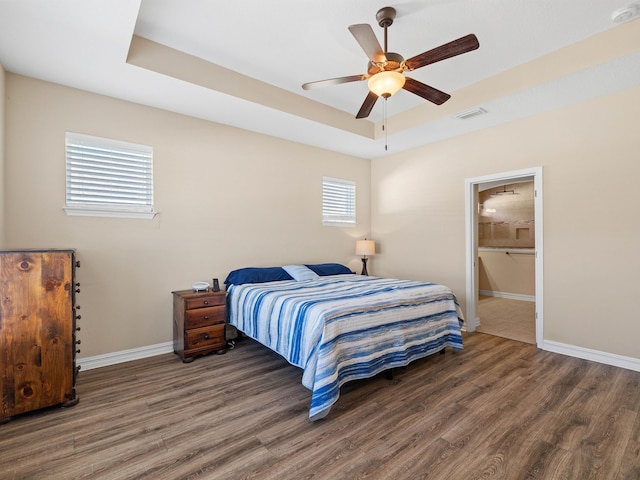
203,300,209,305
203,333,210,340
204,315,209,320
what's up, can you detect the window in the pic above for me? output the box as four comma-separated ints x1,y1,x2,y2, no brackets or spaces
322,176,356,226
65,132,155,219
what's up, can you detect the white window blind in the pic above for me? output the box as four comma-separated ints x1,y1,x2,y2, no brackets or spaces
322,176,356,226
65,132,155,219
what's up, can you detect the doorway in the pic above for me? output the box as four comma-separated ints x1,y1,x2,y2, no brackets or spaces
465,167,544,347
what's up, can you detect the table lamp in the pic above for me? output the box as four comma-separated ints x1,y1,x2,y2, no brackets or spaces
355,239,376,276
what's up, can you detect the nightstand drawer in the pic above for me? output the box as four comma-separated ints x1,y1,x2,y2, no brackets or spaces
185,295,225,310
185,324,225,350
185,305,225,329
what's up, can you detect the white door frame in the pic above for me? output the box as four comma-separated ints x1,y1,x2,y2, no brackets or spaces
464,166,544,347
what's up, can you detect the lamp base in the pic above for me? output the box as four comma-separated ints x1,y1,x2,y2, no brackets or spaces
361,257,369,276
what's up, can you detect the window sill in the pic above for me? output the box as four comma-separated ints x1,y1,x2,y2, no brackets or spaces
322,221,356,227
64,206,157,220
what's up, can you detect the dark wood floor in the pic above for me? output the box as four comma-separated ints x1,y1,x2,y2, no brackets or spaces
1,332,639,480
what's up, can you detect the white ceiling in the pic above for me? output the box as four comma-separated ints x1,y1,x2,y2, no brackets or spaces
1,0,639,159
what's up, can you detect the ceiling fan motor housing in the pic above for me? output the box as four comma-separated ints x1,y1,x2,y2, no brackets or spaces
368,51,405,74
383,52,404,72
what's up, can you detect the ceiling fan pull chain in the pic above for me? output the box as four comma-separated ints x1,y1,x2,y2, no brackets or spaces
384,98,388,151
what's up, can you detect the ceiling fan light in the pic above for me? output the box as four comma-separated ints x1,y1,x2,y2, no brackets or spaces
368,71,405,98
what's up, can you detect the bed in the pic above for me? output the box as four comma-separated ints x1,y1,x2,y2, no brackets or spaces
225,263,464,421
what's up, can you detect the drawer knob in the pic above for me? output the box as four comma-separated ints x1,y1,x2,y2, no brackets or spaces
204,315,209,320
203,300,209,305
203,333,210,340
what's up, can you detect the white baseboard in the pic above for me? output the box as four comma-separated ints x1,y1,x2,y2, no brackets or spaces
77,341,174,371
76,338,640,376
542,340,640,372
479,290,535,302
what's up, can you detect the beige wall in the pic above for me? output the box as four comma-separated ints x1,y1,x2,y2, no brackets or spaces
372,85,640,360
478,250,535,297
5,72,640,363
0,63,5,248
4,74,371,357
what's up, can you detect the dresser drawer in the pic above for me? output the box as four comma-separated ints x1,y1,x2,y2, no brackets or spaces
185,294,225,310
185,305,225,329
185,324,225,350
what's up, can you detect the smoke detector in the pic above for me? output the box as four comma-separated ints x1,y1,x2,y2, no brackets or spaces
612,4,639,23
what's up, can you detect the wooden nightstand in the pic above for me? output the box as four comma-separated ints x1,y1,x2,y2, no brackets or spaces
172,289,227,362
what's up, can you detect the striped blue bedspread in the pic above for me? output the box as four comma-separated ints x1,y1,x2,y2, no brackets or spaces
227,275,464,421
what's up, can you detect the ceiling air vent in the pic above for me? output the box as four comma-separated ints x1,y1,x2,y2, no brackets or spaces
455,107,487,120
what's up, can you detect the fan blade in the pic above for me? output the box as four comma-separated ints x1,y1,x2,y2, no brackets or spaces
348,24,386,63
403,77,451,105
356,91,379,119
405,34,479,71
302,74,368,90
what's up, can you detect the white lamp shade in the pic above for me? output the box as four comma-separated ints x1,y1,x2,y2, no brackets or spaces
367,71,405,98
355,239,376,256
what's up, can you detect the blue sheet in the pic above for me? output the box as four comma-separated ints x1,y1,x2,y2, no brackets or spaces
227,275,464,420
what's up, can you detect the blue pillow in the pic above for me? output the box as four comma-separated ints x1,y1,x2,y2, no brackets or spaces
305,263,353,276
224,267,293,286
282,265,320,281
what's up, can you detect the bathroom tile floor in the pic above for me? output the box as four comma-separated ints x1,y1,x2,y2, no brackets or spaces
476,295,536,344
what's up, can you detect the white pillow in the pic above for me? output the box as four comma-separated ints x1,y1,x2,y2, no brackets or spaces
282,264,320,282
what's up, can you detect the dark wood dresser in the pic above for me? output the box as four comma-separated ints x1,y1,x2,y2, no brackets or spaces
172,289,227,362
0,249,80,422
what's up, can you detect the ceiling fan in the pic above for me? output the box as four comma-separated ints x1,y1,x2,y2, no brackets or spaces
302,6,479,119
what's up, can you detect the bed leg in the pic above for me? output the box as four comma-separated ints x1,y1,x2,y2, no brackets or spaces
440,347,446,355
386,369,394,380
